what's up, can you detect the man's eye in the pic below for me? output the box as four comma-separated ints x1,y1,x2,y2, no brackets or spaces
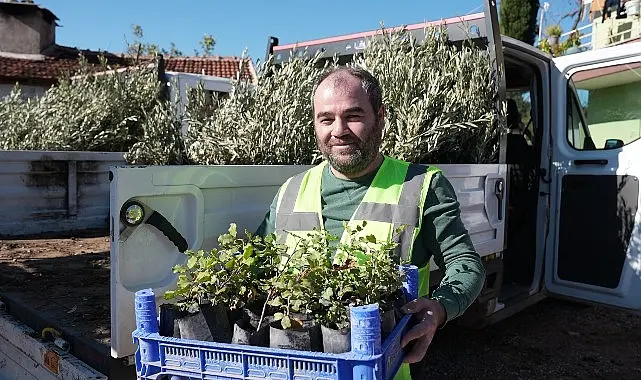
319,118,333,125
346,114,362,121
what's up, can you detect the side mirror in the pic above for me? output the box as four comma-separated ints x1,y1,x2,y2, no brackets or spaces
604,139,624,150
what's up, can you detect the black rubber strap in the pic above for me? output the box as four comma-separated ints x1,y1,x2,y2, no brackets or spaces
145,211,189,253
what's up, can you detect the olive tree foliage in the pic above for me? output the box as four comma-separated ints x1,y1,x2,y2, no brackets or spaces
180,25,504,166
355,26,503,164
183,54,325,165
0,56,162,152
1,25,504,166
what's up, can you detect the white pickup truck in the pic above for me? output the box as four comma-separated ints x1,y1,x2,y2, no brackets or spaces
1,1,640,379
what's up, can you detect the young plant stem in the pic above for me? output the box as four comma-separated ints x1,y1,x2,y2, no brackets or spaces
256,232,303,331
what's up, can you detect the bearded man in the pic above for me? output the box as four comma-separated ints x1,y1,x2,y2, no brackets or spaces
256,66,485,378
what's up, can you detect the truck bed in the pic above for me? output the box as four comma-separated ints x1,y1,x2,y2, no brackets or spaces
0,230,113,372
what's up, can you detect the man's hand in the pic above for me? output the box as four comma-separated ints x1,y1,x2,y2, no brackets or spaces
399,297,446,363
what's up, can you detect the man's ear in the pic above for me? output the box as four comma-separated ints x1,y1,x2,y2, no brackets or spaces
377,105,386,122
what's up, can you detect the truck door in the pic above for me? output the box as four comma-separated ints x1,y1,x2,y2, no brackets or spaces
546,43,641,310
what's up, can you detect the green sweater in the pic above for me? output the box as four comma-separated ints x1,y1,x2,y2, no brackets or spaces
256,163,486,323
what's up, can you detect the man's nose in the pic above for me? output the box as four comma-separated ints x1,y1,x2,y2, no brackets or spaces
331,117,350,137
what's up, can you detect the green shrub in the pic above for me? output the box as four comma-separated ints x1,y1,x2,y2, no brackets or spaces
180,25,504,166
1,25,505,166
0,56,161,152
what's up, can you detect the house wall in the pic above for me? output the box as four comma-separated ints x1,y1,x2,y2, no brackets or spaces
0,83,48,99
0,10,55,54
586,82,641,147
592,15,641,49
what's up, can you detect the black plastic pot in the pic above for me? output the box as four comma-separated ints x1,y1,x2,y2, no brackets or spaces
243,304,266,329
269,318,322,352
381,308,397,340
176,309,214,341
201,303,233,343
176,304,232,343
393,290,408,322
158,303,185,338
321,325,351,354
231,307,273,347
232,318,269,346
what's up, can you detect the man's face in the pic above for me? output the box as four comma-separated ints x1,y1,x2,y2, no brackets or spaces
313,73,383,175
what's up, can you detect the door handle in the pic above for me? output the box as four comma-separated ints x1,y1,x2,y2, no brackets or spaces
574,159,608,166
495,179,504,221
120,200,189,253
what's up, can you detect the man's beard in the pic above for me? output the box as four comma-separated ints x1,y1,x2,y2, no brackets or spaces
317,123,382,175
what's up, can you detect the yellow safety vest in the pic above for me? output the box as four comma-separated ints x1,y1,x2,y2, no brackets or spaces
274,155,440,379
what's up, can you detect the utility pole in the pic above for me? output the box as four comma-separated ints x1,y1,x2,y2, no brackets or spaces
538,2,551,41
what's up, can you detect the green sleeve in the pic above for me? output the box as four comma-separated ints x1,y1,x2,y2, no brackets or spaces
420,172,486,323
254,188,279,237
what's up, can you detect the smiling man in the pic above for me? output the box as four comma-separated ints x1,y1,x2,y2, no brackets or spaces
256,66,485,379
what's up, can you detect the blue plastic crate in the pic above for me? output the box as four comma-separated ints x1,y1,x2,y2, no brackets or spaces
132,265,418,380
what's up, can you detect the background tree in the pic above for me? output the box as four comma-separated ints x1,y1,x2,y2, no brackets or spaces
125,24,183,60
500,0,540,45
196,34,216,56
561,0,586,33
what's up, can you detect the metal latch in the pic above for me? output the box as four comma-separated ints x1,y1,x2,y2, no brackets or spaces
495,179,504,221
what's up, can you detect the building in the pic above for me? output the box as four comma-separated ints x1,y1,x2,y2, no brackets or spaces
0,1,257,98
560,1,641,149
565,0,641,51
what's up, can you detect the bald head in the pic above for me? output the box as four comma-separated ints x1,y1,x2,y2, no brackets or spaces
312,66,383,118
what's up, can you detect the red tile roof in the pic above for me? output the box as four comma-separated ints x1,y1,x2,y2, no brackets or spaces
0,55,80,83
164,56,255,82
0,45,131,85
0,47,256,85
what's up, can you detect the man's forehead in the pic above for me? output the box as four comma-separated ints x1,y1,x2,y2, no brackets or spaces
322,72,360,87
315,73,365,100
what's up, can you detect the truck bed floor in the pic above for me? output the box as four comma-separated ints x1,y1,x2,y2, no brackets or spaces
0,231,110,348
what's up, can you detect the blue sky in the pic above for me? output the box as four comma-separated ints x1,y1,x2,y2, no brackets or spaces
37,0,582,62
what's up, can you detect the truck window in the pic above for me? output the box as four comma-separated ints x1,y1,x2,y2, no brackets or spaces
567,61,641,150
506,90,534,146
566,86,592,150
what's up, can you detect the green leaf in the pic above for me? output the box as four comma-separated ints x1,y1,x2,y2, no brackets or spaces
366,235,377,243
176,275,190,288
269,297,283,307
281,315,292,329
164,290,176,300
243,245,254,259
195,271,211,283
228,223,237,237
274,312,284,321
322,288,333,300
187,256,198,269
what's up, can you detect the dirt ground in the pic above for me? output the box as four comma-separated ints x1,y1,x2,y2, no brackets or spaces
1,233,640,380
0,231,111,346
417,299,641,380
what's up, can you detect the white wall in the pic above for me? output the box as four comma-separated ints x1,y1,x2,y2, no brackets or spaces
0,150,126,237
0,83,48,99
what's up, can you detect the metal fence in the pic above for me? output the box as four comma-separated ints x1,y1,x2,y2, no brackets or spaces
0,151,126,237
